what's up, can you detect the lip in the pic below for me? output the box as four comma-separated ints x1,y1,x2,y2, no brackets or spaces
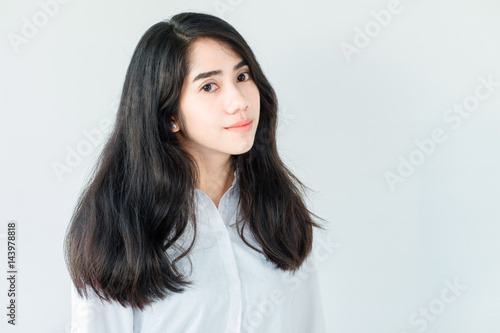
225,119,253,129
224,119,253,133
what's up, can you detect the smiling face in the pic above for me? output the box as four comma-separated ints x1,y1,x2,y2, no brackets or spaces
173,37,260,161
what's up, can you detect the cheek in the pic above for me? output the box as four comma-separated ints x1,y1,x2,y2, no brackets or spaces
182,99,221,132
250,88,261,120
248,85,260,108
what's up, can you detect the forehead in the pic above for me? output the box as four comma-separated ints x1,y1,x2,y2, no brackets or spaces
186,38,242,72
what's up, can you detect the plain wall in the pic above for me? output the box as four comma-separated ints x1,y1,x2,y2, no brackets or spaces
1,0,499,332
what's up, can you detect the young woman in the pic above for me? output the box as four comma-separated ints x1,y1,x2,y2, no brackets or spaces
65,11,326,333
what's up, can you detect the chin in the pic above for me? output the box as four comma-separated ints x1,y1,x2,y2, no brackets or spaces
228,141,255,155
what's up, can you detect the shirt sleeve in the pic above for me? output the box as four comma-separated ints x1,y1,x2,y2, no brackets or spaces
291,256,327,333
70,282,134,333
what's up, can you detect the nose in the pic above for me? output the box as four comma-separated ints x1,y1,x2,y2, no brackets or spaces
225,84,250,114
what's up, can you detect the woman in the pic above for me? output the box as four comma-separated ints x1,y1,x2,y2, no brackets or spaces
65,11,326,333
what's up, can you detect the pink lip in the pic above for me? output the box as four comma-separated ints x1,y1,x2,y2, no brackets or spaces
225,120,253,133
226,119,252,128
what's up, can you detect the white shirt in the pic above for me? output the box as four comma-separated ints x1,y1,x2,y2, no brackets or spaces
70,169,326,333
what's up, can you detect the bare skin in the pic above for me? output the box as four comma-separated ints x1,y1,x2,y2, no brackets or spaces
170,38,260,208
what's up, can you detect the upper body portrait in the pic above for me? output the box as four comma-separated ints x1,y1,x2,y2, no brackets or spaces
65,11,326,333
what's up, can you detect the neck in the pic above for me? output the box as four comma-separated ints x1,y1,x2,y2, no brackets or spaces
191,151,235,208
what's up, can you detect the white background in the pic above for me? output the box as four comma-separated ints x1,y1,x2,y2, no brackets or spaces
1,0,499,332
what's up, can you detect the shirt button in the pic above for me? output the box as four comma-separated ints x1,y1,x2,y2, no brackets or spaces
214,230,224,239
229,276,240,286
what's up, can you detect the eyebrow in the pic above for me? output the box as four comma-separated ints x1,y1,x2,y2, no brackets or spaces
192,60,248,82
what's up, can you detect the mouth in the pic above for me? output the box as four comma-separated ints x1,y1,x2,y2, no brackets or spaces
224,120,253,133
225,119,253,129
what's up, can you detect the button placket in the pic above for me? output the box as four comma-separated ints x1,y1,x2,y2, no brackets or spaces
229,275,240,287
214,229,224,239
211,189,242,331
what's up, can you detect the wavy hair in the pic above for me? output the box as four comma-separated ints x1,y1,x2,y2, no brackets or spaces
64,11,325,310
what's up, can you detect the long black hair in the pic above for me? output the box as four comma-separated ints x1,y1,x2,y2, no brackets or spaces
64,11,325,310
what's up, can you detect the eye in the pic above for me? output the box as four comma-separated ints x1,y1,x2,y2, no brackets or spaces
237,72,251,82
202,83,218,92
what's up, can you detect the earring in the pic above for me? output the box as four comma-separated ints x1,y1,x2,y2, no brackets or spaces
172,124,177,129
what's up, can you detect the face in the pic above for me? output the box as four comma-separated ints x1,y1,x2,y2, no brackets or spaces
173,38,260,160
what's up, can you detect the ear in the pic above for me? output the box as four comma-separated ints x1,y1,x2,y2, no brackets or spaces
170,118,180,133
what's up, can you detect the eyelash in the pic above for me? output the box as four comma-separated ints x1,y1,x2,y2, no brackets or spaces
201,72,252,93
